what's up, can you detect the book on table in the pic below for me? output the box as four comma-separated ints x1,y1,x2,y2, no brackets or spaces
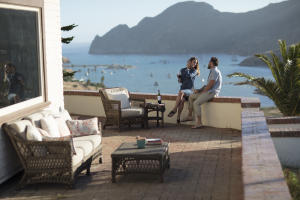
146,138,163,145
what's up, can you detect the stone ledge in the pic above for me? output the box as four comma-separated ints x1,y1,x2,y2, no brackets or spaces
271,130,300,137
267,116,300,124
241,110,291,200
64,90,260,108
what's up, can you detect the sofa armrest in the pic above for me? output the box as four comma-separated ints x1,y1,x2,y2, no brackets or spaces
26,140,72,157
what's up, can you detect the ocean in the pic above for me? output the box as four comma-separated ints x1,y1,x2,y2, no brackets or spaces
63,44,274,107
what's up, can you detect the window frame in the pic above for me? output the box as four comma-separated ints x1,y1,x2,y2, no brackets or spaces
0,3,47,120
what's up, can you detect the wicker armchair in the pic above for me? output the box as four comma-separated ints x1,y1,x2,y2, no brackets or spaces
2,111,102,189
99,88,146,130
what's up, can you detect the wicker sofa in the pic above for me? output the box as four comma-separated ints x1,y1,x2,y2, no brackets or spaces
99,88,146,130
2,109,102,189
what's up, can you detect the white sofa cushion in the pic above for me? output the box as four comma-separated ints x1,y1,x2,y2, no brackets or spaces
121,107,144,118
25,125,42,141
40,116,60,138
73,140,93,158
73,135,101,149
55,117,71,137
72,147,84,167
106,90,130,109
9,120,32,140
52,109,72,121
24,113,45,128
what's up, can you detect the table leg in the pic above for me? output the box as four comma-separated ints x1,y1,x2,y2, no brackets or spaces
144,109,149,129
112,157,116,183
162,111,164,127
160,157,164,183
157,110,159,127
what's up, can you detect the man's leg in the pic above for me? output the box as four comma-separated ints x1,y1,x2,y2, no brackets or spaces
192,92,215,128
182,93,199,121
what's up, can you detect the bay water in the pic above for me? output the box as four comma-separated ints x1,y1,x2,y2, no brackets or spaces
63,44,274,107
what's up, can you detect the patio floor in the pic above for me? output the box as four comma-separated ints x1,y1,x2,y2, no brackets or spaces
0,125,243,200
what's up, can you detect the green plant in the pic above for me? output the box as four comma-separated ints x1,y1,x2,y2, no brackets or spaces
63,70,77,81
228,40,300,116
61,24,78,44
61,24,78,80
284,168,300,200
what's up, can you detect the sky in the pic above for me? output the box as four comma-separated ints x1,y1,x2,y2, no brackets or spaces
60,0,286,44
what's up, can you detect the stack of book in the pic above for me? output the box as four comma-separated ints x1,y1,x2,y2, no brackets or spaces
146,138,163,145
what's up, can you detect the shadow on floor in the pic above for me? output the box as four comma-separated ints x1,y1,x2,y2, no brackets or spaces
0,147,243,200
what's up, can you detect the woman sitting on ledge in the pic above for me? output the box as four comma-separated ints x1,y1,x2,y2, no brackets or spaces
168,57,200,123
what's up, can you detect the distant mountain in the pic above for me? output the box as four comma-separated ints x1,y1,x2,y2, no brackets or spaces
239,55,266,67
89,0,300,56
239,48,283,67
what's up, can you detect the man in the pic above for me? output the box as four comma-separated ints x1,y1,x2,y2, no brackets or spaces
183,57,222,128
5,63,25,104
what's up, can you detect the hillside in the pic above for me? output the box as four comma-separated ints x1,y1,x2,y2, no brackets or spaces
89,0,300,56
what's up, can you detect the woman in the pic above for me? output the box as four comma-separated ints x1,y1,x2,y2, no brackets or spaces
168,57,200,123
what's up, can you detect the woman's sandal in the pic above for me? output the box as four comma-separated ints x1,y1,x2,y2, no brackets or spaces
168,110,176,117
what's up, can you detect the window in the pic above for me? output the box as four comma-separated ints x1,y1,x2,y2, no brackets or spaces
0,4,44,116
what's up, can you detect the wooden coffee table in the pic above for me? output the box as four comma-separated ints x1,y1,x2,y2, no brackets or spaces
111,142,170,183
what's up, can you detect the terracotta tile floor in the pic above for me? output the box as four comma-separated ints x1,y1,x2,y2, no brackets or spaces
0,125,243,200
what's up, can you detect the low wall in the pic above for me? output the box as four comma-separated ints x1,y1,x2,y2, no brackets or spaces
242,110,291,200
64,90,260,130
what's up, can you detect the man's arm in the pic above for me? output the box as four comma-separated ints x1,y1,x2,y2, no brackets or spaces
202,80,215,93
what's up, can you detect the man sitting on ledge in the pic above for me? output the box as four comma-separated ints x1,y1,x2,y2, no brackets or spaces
182,57,222,129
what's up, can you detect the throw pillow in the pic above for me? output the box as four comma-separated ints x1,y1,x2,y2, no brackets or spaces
66,117,100,137
55,117,71,137
25,125,42,141
40,116,60,138
38,128,51,137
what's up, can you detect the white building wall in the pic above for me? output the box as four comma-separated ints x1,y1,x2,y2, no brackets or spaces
43,0,64,111
0,0,64,184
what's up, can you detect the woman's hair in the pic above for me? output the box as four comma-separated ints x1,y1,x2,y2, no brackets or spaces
188,57,200,76
210,57,219,66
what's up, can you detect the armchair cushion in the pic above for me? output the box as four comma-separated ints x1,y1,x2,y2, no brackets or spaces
121,107,144,118
106,90,130,109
